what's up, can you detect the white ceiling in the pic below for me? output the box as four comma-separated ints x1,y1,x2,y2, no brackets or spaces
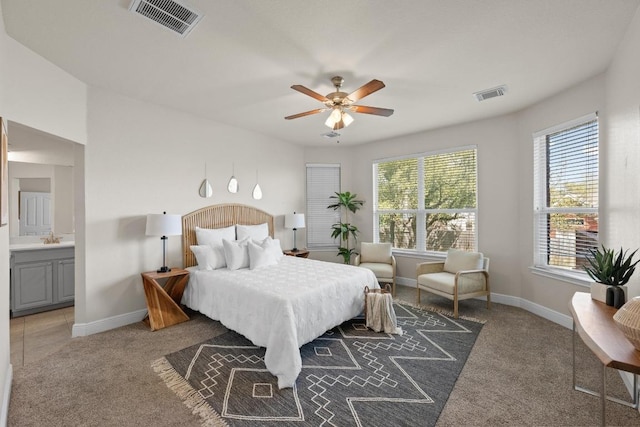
2,0,639,146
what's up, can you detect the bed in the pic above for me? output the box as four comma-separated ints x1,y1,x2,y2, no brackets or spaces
180,204,379,389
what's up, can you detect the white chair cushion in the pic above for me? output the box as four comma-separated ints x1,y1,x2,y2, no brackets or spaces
359,262,393,280
443,249,483,274
360,242,392,264
418,272,485,295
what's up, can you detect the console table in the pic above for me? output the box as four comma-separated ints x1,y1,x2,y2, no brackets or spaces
569,292,640,425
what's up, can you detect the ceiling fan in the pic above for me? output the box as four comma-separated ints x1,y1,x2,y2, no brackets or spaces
285,76,394,131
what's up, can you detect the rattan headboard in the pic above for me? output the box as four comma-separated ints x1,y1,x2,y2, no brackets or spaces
182,203,275,268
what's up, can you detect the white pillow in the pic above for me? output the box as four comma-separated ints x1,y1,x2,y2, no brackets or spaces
236,223,269,241
222,238,251,270
196,225,236,247
190,245,218,270
195,225,235,268
248,240,278,270
255,236,284,261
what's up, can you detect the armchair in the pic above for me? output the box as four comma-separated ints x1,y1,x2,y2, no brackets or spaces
416,249,490,318
355,242,397,296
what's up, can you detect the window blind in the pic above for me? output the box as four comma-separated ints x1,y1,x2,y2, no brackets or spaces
306,164,341,249
533,114,598,271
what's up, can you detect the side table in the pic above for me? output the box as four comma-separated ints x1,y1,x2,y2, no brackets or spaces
569,292,640,425
140,268,190,331
283,249,310,258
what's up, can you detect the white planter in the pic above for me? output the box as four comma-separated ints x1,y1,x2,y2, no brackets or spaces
590,282,628,304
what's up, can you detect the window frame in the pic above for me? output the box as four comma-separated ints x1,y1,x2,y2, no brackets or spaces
373,145,478,255
532,112,599,281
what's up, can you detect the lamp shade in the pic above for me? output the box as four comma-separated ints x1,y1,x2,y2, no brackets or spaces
285,213,305,229
146,213,182,236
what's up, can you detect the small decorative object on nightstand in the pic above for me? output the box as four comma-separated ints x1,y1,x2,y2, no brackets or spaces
283,249,310,258
140,268,190,331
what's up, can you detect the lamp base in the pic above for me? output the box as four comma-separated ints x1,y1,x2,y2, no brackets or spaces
157,266,171,273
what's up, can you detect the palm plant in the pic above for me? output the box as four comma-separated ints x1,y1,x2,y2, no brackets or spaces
328,191,364,264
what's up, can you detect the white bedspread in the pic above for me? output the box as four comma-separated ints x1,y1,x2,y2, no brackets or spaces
182,256,379,388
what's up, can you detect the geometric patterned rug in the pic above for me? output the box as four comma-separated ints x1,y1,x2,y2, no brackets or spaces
153,302,484,427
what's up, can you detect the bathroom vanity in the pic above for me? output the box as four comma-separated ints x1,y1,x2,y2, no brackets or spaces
10,242,75,317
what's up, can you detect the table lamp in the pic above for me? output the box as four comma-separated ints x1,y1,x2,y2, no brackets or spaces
146,211,182,272
284,212,305,252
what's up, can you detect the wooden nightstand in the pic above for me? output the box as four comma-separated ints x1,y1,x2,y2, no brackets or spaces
140,268,190,331
283,249,310,258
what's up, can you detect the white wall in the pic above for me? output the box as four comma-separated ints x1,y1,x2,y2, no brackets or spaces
514,74,606,314
605,7,640,298
0,5,11,423
0,2,87,421
344,115,521,297
78,87,305,325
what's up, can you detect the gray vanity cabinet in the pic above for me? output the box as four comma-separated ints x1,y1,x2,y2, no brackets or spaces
10,246,75,316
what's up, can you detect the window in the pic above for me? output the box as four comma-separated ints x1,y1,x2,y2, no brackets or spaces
533,113,598,272
306,164,341,249
373,146,477,253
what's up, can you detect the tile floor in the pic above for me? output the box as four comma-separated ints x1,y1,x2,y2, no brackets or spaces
10,306,75,367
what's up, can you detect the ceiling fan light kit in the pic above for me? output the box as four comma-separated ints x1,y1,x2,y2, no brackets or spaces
285,75,394,131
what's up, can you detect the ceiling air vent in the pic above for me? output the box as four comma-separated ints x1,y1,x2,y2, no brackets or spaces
129,0,203,37
473,85,508,102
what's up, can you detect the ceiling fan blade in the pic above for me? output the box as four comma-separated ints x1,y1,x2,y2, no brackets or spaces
284,108,326,120
291,85,329,102
346,79,385,103
350,105,394,117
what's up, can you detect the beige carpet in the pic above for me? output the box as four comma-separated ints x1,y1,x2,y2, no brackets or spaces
8,287,640,426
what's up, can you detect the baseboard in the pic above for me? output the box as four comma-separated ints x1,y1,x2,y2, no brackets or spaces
1,363,12,427
72,309,147,337
396,277,573,329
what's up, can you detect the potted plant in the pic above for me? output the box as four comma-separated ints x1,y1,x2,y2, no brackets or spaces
328,191,364,264
584,245,639,308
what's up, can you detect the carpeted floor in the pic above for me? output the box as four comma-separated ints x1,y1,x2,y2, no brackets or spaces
8,286,640,426
154,301,484,426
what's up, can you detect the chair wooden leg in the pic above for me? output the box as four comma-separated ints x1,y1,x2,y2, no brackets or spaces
416,287,421,304
487,292,491,310
453,294,459,318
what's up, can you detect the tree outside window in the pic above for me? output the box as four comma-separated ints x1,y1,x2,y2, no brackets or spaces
374,147,478,253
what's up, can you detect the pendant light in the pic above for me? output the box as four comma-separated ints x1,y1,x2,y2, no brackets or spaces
198,163,213,198
227,163,239,193
252,169,262,200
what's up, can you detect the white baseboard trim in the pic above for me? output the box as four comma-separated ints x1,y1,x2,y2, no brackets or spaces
396,277,573,328
72,309,147,337
1,363,12,427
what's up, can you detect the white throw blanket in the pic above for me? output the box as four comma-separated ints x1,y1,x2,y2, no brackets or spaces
366,292,403,335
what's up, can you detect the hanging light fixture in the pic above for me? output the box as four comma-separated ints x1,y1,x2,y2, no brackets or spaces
227,163,238,193
325,107,354,130
198,163,213,198
252,169,262,200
